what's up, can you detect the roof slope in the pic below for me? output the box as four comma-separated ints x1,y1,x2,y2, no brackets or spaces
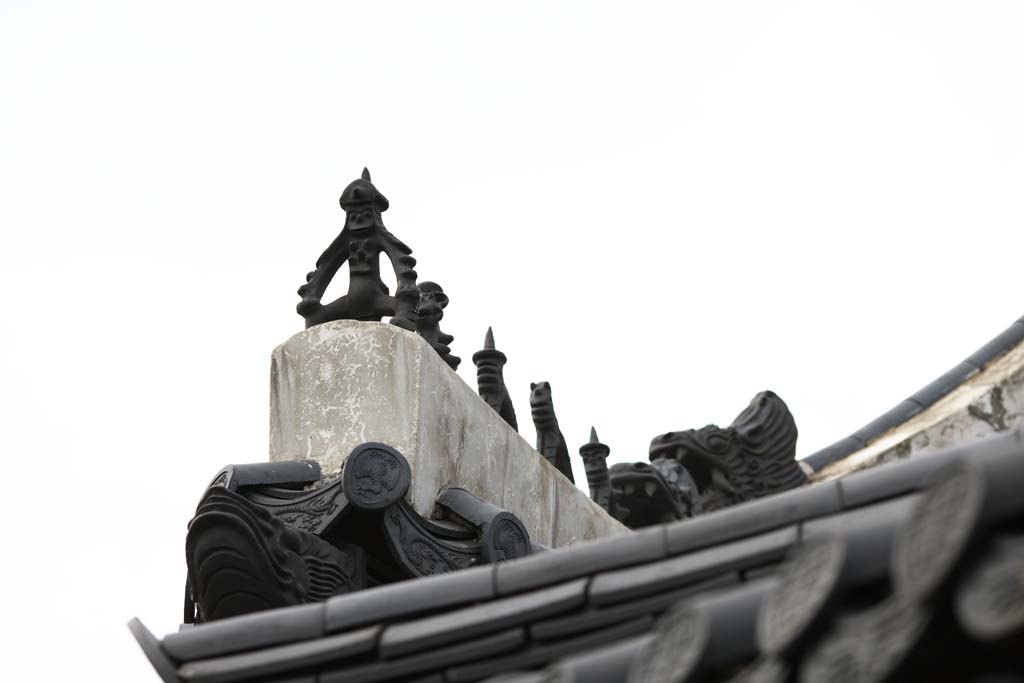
131,430,1024,682
804,315,1024,471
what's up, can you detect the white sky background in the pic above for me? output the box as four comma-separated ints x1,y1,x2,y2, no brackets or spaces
1,1,1022,680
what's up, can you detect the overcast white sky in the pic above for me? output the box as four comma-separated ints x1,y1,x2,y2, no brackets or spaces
2,1,1022,680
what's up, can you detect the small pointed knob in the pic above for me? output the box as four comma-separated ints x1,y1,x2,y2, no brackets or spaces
484,326,495,350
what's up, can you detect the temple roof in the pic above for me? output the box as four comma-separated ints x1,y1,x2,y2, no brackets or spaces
804,315,1024,472
131,430,1024,682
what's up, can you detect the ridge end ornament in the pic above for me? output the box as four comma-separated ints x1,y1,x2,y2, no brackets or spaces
296,168,419,329
472,327,518,430
579,426,612,512
530,381,575,483
416,281,460,370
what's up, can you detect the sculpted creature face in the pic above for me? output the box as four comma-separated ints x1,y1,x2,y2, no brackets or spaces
345,204,383,235
578,443,609,477
649,425,736,493
608,461,692,527
416,283,448,324
530,382,551,405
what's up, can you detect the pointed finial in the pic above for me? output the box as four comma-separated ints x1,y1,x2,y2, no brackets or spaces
484,327,495,350
590,426,599,444
362,167,371,181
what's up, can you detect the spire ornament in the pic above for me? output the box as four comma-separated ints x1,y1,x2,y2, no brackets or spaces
472,327,518,430
296,168,419,329
579,427,612,512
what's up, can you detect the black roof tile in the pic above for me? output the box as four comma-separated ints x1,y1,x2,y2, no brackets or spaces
530,574,736,642
666,482,839,556
177,626,378,683
802,494,917,540
836,430,1024,508
802,436,864,471
479,673,546,683
132,431,1024,683
325,564,495,633
543,635,652,683
589,527,795,606
630,580,775,681
910,360,980,407
966,320,1024,368
494,526,665,597
162,602,324,663
379,579,588,659
445,616,654,683
851,399,924,445
320,628,526,683
127,618,178,683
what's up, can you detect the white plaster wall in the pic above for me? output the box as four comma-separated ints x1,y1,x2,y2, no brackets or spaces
270,321,627,547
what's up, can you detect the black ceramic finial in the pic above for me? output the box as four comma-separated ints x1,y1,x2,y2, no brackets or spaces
530,381,574,483
472,327,518,430
416,281,460,370
296,168,419,329
579,427,612,511
647,391,804,513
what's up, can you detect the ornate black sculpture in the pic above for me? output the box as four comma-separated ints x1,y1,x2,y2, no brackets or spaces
296,169,419,330
579,427,612,512
530,381,574,483
647,390,805,513
608,458,703,528
416,281,460,370
472,327,518,431
183,443,533,624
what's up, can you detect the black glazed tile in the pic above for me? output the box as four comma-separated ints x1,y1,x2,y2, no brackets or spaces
591,527,796,606
666,483,839,556
910,362,980,408
325,564,495,633
380,579,588,659
177,626,378,683
162,603,325,663
802,436,865,472
320,628,526,683
544,634,653,683
966,321,1024,369
531,573,737,641
445,616,654,683
852,400,924,445
495,527,665,597
128,618,179,683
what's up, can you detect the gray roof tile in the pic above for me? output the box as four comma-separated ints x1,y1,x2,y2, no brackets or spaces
177,626,378,683
666,482,839,556
325,564,495,633
543,635,653,683
966,321,1024,368
379,578,588,659
590,527,796,606
530,573,737,642
162,602,324,663
494,526,665,597
320,628,526,683
445,616,654,683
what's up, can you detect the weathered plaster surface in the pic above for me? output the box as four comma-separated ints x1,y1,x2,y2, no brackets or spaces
270,321,627,547
814,339,1024,481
